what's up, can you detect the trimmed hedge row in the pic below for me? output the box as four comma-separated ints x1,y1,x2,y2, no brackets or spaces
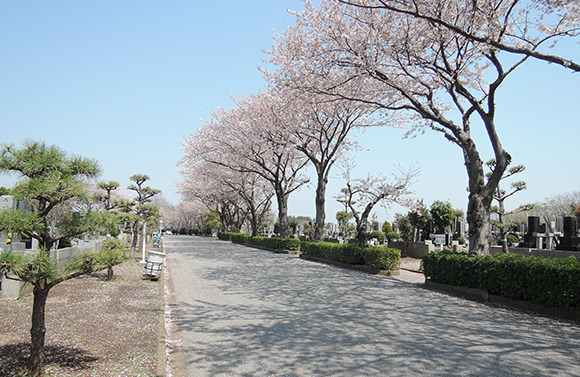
220,232,300,251
301,242,401,271
218,233,401,271
422,250,580,311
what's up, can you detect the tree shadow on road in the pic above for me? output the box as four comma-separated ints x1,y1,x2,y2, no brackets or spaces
168,237,580,377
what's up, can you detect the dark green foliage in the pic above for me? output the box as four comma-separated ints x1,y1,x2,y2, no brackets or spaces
301,242,364,264
301,242,401,271
220,232,400,271
386,232,401,242
423,251,580,310
361,247,401,270
229,233,251,244
278,238,300,251
101,238,128,253
369,230,385,244
430,200,454,233
382,221,393,235
225,232,300,251
217,232,231,241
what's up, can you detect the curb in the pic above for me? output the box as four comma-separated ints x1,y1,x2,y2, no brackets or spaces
161,260,188,377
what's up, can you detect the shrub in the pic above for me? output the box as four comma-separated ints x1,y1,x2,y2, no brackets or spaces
386,232,401,242
361,247,401,270
230,233,251,244
301,242,401,271
278,238,300,251
217,232,231,241
369,230,385,244
98,249,126,280
219,232,300,251
506,233,519,246
382,221,393,235
301,242,364,265
101,238,128,252
423,250,580,310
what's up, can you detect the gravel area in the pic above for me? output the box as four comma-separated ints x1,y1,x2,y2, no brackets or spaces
0,260,163,376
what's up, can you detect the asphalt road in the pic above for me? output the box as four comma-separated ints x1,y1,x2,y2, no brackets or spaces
165,235,580,377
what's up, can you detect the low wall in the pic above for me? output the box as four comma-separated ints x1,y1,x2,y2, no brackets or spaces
0,238,103,300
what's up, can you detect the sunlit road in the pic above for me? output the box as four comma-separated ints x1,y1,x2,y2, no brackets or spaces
165,235,580,377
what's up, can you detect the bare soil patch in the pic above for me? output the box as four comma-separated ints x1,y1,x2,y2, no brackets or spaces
0,260,163,376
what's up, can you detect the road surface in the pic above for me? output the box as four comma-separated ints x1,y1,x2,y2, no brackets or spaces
165,235,580,376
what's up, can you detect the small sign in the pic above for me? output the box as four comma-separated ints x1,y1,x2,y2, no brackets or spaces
159,219,164,224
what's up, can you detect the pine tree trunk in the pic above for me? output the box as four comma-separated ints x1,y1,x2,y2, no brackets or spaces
107,266,114,280
130,220,139,251
28,280,50,377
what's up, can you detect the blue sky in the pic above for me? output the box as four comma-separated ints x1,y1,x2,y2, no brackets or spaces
1,1,579,223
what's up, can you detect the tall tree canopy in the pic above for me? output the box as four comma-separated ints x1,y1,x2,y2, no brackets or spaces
265,0,579,254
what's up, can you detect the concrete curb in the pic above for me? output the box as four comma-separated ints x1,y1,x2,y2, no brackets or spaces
159,238,188,377
157,266,166,377
161,261,188,377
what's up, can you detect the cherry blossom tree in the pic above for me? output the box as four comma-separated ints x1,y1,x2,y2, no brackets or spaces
178,159,273,235
340,0,580,72
287,89,377,241
337,164,418,246
180,88,309,238
265,0,579,254
165,200,207,233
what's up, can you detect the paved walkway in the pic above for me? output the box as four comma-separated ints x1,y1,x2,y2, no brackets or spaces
165,236,580,376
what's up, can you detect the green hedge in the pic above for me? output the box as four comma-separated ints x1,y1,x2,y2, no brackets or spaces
423,250,580,311
301,242,364,264
301,242,401,271
221,232,300,251
362,246,401,270
218,233,400,271
217,232,231,241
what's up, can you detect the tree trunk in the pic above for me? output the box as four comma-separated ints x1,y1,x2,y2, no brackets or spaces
467,192,492,255
276,191,290,238
498,201,509,253
357,220,369,247
130,220,139,251
249,205,259,237
356,200,379,247
313,173,328,242
28,279,51,377
461,130,510,255
107,266,114,280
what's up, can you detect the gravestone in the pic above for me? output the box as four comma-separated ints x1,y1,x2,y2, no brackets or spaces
557,216,580,251
0,195,16,211
522,216,539,247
